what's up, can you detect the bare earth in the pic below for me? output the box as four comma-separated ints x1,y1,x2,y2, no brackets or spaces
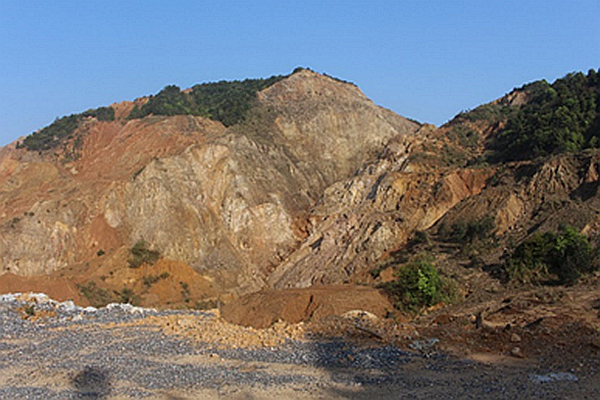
1,286,600,399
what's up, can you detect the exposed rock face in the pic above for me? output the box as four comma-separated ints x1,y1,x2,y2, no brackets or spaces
0,70,420,296
268,135,494,288
437,152,600,242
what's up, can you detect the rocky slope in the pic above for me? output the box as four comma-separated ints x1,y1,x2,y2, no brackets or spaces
0,69,420,304
2,68,600,318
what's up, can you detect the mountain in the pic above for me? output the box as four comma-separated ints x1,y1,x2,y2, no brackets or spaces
0,69,419,306
1,67,600,318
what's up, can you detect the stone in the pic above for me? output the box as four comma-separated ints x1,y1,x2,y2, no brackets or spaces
510,347,525,358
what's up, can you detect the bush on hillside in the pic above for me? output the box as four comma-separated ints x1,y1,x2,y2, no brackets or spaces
505,225,595,285
77,281,113,308
382,255,455,313
18,106,115,151
127,74,286,126
128,240,160,268
82,106,115,122
113,287,140,305
19,114,81,151
445,216,495,245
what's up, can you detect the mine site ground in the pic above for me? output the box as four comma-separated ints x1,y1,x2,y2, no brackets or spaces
1,285,600,400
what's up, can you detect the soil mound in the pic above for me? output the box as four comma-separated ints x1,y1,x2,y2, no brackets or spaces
221,285,394,329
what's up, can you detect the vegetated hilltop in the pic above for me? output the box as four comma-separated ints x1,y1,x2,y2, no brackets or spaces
2,66,600,341
0,68,420,309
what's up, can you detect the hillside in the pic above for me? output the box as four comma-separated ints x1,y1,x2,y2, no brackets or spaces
0,68,420,308
2,67,600,344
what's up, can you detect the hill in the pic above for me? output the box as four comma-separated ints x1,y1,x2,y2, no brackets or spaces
0,68,419,308
2,67,600,347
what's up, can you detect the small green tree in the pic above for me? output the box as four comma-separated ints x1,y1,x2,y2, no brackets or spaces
383,255,455,313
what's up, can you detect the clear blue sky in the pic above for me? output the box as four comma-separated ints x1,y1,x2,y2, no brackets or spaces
1,0,599,146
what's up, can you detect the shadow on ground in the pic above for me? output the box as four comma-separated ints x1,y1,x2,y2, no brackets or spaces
71,366,111,399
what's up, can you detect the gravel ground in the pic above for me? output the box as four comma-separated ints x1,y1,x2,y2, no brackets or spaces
0,293,598,399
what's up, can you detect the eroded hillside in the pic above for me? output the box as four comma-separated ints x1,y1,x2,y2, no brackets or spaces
2,69,600,327
0,69,420,305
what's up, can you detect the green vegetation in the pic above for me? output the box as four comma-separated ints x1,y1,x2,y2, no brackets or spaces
19,114,81,151
142,272,170,288
444,216,495,245
79,281,143,307
490,69,600,162
179,281,190,303
128,240,160,268
127,74,286,126
412,230,431,246
17,67,351,151
505,225,595,285
113,287,140,305
77,281,113,308
439,143,469,167
447,126,480,150
382,255,455,313
82,106,115,122
193,299,218,310
23,303,36,318
457,103,514,124
18,106,115,151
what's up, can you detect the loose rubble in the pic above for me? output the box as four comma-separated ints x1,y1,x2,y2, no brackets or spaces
0,292,598,399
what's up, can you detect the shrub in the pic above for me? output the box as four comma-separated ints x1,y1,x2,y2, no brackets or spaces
78,281,113,307
382,255,455,313
23,304,36,318
448,216,495,244
505,225,594,285
193,299,218,310
128,240,160,268
179,281,190,303
413,230,431,245
142,272,170,288
114,287,140,305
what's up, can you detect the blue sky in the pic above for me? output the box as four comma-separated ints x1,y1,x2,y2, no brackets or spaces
1,0,599,146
